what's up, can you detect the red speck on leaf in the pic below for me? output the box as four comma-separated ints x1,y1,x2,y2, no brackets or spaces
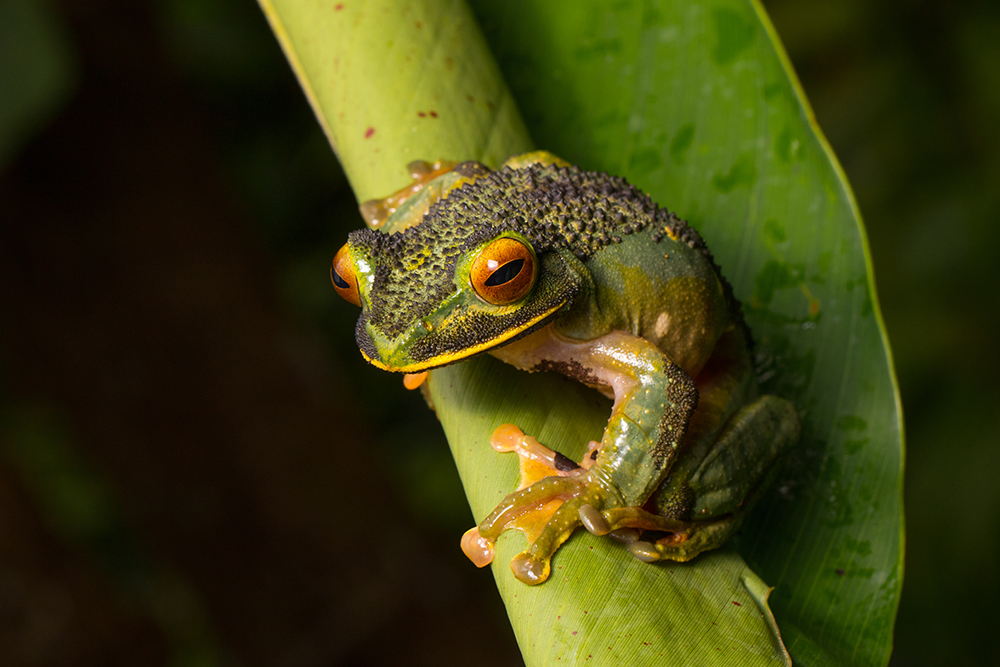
415,20,422,28
731,601,742,607
429,110,438,118
417,112,426,118
335,3,343,9
364,127,375,138
572,631,577,635
642,642,649,646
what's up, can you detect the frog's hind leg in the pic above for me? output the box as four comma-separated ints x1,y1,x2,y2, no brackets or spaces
594,394,800,563
595,507,736,563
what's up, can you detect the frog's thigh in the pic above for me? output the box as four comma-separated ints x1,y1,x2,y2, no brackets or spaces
683,394,800,519
602,395,799,562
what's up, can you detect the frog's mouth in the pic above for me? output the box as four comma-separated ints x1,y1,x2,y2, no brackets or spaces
357,300,567,374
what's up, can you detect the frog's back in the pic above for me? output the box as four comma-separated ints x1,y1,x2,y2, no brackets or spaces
416,161,746,376
450,162,742,376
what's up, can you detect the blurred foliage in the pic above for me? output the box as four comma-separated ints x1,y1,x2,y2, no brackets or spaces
0,0,998,665
0,0,76,168
0,404,222,665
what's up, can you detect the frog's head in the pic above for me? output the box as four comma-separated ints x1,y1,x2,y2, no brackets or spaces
330,189,581,373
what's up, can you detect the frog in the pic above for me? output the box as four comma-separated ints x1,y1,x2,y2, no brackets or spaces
330,151,800,585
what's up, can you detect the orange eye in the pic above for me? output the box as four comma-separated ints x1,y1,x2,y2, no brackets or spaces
331,243,361,306
470,237,537,305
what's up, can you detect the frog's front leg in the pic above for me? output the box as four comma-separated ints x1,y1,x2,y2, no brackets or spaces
469,327,698,584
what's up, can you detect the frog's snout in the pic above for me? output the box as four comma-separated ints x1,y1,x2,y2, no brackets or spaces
356,316,437,373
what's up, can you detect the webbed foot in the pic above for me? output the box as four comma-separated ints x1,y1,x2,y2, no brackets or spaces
358,160,457,229
460,425,611,585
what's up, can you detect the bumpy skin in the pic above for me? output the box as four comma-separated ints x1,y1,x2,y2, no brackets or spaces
339,152,800,584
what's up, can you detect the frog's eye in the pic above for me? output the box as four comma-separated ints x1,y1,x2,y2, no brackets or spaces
331,243,361,306
470,237,537,305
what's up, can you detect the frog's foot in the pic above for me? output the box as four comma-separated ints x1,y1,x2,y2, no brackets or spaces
489,423,598,490
358,160,457,229
470,471,614,585
596,506,736,563
402,371,429,390
460,425,611,585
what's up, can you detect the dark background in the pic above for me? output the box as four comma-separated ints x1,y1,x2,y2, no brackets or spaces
0,0,997,665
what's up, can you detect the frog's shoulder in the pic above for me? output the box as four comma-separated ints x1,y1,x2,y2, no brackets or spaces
646,216,749,341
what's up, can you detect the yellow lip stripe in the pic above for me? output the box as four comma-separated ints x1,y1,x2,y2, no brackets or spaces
362,301,567,373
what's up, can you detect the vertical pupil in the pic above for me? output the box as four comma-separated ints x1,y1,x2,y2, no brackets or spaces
484,258,524,287
332,269,350,289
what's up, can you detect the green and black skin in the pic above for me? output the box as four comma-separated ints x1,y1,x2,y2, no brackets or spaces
344,156,800,575
350,160,746,369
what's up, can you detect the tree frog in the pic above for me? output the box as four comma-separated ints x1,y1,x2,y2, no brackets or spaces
331,151,799,585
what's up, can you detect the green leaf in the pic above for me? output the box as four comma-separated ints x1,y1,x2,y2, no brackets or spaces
258,0,903,665
468,2,903,664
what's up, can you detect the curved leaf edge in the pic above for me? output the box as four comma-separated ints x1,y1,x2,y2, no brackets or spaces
749,0,906,642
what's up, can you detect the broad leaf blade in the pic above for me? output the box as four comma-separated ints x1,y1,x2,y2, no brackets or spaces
470,0,903,665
